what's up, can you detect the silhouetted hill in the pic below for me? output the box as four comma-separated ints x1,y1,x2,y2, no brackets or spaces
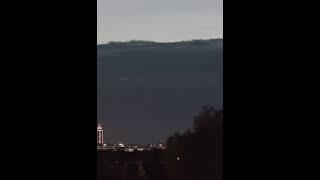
97,39,223,144
97,39,223,57
98,39,223,49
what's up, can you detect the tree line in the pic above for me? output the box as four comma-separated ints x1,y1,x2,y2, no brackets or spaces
165,105,223,180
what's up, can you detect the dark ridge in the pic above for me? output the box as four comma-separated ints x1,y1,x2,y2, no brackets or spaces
97,39,223,49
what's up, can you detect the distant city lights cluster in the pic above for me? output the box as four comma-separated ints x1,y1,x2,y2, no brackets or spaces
97,123,166,152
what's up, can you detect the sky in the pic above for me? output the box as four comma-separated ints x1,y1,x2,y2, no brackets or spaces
97,0,223,144
97,0,223,44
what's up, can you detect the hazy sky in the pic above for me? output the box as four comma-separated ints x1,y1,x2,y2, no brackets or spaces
97,0,223,44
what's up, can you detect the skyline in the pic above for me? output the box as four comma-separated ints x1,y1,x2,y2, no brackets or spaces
97,123,165,145
97,0,223,44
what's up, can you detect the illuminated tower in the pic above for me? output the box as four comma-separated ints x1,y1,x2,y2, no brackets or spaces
97,123,104,145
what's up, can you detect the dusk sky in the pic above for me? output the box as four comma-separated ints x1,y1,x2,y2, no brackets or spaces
97,0,223,144
97,0,223,44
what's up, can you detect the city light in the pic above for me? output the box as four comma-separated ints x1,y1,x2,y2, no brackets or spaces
118,143,124,147
97,124,167,152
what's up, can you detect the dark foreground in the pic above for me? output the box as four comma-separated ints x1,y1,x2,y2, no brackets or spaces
98,107,223,180
97,150,168,180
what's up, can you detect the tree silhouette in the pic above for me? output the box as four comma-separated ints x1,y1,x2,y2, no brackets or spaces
166,105,223,180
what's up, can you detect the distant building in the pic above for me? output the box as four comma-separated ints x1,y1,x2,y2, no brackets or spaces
97,123,104,145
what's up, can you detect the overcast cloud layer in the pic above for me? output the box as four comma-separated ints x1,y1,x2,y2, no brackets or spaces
97,0,223,44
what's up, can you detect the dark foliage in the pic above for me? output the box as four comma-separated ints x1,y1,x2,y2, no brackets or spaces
97,106,223,180
166,106,223,180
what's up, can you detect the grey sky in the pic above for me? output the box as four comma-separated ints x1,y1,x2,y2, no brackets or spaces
97,0,223,44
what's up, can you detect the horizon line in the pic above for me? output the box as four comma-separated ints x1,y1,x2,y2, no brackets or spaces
97,38,223,46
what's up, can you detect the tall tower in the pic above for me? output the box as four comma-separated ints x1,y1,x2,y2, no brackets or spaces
97,123,104,145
